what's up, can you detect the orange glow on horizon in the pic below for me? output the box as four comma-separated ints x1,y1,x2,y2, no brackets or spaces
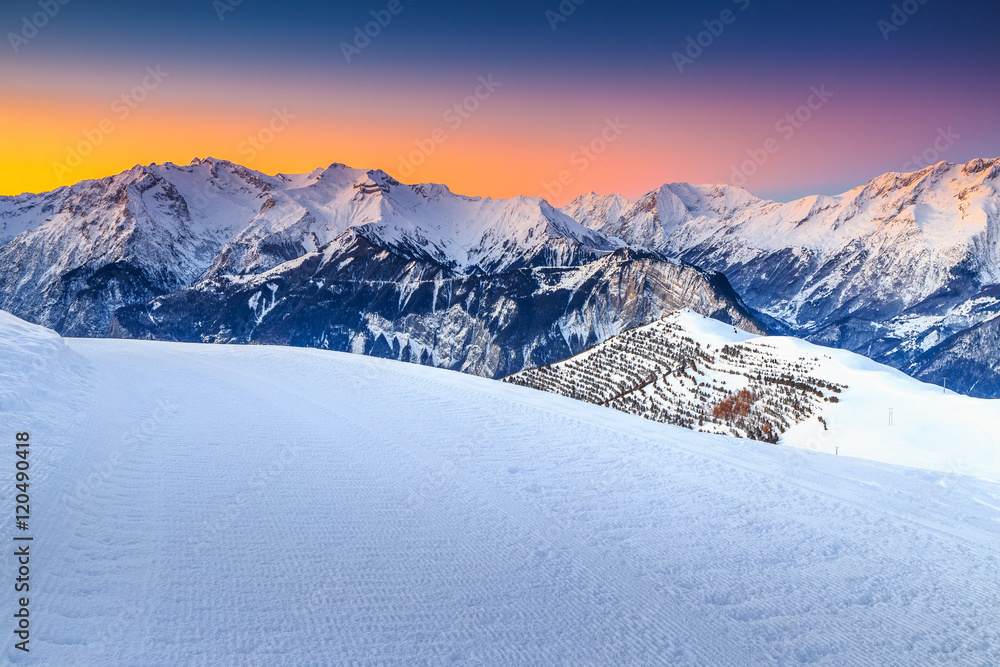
2,88,687,205
0,70,802,205
4,67,992,205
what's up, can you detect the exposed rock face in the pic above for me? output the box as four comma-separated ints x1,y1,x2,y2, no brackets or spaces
109,238,763,378
909,311,1000,398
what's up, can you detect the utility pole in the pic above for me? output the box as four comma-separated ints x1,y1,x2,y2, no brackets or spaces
889,408,894,426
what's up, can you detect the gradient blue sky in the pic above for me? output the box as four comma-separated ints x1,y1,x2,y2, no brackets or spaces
3,0,998,202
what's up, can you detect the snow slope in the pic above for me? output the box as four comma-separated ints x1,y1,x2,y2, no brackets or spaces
677,312,1000,477
2,311,999,665
510,310,1000,480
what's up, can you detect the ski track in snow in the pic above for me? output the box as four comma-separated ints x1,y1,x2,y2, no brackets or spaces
1,328,999,665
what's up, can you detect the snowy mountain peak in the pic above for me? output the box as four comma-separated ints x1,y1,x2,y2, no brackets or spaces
411,182,461,201
963,156,1000,177
350,170,401,198
366,168,399,186
661,182,763,217
564,181,766,252
846,158,1000,203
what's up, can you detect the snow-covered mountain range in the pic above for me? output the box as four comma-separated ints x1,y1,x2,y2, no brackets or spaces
0,158,760,378
566,158,1000,397
2,156,998,393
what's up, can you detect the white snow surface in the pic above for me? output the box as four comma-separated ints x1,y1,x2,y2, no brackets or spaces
675,311,1000,480
2,311,1000,665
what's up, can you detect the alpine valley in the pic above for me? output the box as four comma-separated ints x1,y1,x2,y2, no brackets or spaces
2,156,998,395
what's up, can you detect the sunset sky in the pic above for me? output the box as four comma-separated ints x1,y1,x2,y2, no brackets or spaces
2,0,998,204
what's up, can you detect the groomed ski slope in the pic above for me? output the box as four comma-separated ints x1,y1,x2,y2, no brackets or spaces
1,311,999,665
